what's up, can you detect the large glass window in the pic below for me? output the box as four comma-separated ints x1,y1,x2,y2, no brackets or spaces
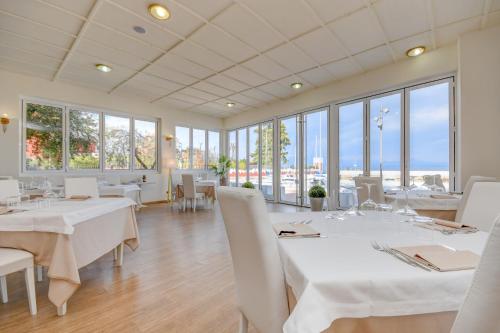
207,131,220,166
24,102,64,171
248,125,259,188
237,128,247,185
134,119,157,170
104,115,130,170
175,126,190,169
279,116,298,204
69,110,100,170
261,122,273,199
228,131,237,186
192,129,206,169
408,81,451,191
369,92,402,189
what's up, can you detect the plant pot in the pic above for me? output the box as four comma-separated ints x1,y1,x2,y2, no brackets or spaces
219,176,228,186
310,197,324,211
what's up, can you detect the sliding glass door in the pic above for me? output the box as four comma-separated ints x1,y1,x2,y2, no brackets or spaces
261,122,274,199
279,108,329,206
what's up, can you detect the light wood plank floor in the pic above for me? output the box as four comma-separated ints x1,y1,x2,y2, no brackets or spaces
0,203,303,333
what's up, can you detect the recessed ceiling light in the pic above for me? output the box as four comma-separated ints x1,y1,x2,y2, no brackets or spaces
290,82,303,89
148,4,170,20
95,64,112,73
133,26,146,34
406,46,426,57
226,102,235,108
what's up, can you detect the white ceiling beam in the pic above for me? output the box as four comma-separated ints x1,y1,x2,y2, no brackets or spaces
52,0,104,81
425,0,437,49
362,0,397,62
481,0,492,28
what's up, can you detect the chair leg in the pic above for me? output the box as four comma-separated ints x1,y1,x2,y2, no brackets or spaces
183,198,186,212
193,198,196,212
238,312,248,333
113,247,118,261
24,267,37,315
116,242,124,267
57,302,67,316
36,265,43,282
0,276,8,303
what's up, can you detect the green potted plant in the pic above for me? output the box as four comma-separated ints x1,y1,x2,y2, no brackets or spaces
308,185,326,211
209,155,231,186
241,181,255,189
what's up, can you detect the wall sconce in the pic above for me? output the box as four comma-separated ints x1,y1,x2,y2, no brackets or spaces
0,114,10,134
165,134,174,147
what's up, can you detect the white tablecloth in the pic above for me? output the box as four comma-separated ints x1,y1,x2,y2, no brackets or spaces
270,211,487,333
385,190,461,210
0,198,136,234
99,184,141,202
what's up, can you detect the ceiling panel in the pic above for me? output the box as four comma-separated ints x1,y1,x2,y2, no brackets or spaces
171,41,233,72
115,82,166,101
276,76,313,93
328,8,386,54
241,55,289,81
178,87,219,101
143,63,198,86
84,24,162,62
391,33,433,60
174,0,233,20
156,97,196,110
298,67,334,87
110,0,203,38
0,12,74,48
0,57,54,80
191,81,233,97
131,72,184,93
226,93,261,106
433,0,483,27
43,0,96,17
189,24,257,63
206,74,250,92
354,45,393,71
0,30,67,59
168,91,208,105
373,0,429,41
212,4,283,52
294,27,346,64
154,53,214,79
322,57,363,80
240,88,276,103
306,0,365,23
0,45,61,70
238,0,319,39
0,0,84,36
265,43,317,73
93,1,180,50
258,81,292,99
435,17,481,46
222,66,268,86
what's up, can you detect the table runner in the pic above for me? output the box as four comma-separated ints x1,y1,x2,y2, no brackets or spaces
0,198,136,234
270,211,487,333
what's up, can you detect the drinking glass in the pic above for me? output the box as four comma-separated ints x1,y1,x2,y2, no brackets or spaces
359,183,378,211
395,186,417,216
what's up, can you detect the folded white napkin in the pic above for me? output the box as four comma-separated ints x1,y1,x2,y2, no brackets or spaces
273,223,320,238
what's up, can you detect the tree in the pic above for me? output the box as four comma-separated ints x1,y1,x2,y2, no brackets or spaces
250,123,290,166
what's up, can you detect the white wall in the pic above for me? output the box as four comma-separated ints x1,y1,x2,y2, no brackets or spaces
0,69,223,202
224,44,458,129
458,25,500,185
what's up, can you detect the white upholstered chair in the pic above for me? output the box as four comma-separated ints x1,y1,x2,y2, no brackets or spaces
422,174,446,191
181,174,204,212
455,176,497,222
354,176,385,205
0,179,20,201
0,248,37,315
64,177,99,198
459,182,500,232
451,215,500,332
217,187,289,333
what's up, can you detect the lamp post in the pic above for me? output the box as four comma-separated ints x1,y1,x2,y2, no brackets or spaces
374,107,390,180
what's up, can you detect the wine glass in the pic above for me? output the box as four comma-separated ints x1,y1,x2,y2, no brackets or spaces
359,183,378,211
344,187,364,216
395,186,417,216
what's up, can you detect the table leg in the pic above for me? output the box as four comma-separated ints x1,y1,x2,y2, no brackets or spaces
57,302,67,316
113,247,118,261
0,275,8,303
116,242,124,267
36,265,43,282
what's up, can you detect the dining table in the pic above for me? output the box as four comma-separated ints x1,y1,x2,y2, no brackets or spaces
99,183,142,206
0,197,139,316
176,180,217,204
384,190,461,221
270,211,487,333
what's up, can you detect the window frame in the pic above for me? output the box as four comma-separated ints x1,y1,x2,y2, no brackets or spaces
174,125,221,170
21,97,161,174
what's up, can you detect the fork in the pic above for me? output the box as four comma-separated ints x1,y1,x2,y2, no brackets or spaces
371,241,431,271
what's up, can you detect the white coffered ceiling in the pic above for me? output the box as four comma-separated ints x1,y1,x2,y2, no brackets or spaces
0,0,499,117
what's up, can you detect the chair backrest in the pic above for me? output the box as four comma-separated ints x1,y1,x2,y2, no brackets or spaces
64,177,99,198
217,187,289,333
0,179,20,200
451,215,500,332
456,176,497,222
422,174,445,190
460,182,500,231
181,174,196,199
354,176,385,204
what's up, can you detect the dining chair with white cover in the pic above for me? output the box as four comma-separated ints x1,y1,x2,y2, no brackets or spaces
455,175,497,222
459,182,500,232
451,214,500,332
0,179,20,201
0,248,37,315
64,177,99,198
354,176,385,205
217,187,289,333
181,174,204,212
422,174,446,191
